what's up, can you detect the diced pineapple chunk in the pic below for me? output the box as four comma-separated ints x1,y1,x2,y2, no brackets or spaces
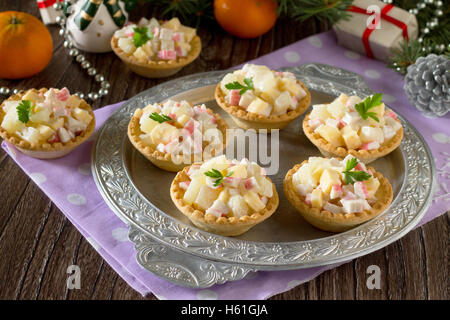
327,99,346,118
37,125,55,141
177,114,190,127
341,125,362,149
195,185,220,210
66,95,81,108
228,195,249,218
133,46,148,63
199,155,229,172
256,176,273,198
220,73,244,93
359,126,384,144
310,104,331,121
49,117,65,130
365,177,380,198
183,175,206,205
310,188,324,208
138,133,153,146
118,37,135,54
319,169,341,194
142,104,160,113
150,122,179,145
1,110,25,134
2,100,20,114
254,73,277,93
230,164,247,178
274,91,293,114
217,189,229,203
280,78,304,98
243,191,265,212
260,86,281,105
73,107,93,125
316,125,345,147
162,17,181,31
293,163,318,187
30,108,51,124
239,91,255,109
247,98,272,117
141,41,154,58
176,41,191,53
18,127,41,145
22,90,43,104
139,115,159,134
178,25,196,42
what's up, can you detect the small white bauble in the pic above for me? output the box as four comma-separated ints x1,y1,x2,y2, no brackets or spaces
67,0,129,53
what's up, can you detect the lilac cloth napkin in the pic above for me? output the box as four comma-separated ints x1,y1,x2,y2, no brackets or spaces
2,30,449,300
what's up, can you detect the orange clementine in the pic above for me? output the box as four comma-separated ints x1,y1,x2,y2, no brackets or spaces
0,11,53,79
214,0,278,39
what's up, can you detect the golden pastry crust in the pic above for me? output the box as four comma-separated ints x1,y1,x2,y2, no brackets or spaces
111,35,201,78
283,160,393,232
170,164,279,236
0,88,95,159
302,112,403,164
215,80,311,131
127,106,229,172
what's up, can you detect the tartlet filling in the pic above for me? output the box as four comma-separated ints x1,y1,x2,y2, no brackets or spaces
137,100,222,157
114,17,196,62
292,156,381,214
1,88,91,145
180,155,274,218
308,93,402,151
219,64,307,117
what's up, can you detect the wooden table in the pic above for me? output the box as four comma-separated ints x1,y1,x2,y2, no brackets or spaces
0,1,447,300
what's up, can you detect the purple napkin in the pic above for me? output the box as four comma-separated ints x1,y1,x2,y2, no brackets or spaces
2,31,449,300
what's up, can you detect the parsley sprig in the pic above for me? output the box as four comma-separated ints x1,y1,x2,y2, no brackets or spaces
132,26,153,48
204,169,233,187
225,77,254,95
16,100,33,123
343,158,372,185
354,93,383,122
149,112,173,123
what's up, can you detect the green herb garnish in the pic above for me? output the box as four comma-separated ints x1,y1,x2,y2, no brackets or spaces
343,158,372,185
16,100,33,124
225,77,254,95
149,112,173,123
354,93,383,122
132,26,153,48
204,169,233,187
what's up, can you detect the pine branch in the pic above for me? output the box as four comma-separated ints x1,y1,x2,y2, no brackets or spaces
278,0,353,24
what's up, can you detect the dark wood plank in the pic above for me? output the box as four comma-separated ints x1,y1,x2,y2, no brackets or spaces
0,0,447,300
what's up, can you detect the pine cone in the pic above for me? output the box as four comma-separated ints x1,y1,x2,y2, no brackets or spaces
404,54,449,117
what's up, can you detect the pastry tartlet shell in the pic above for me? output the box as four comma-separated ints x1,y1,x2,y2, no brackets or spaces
303,112,403,164
0,88,95,159
128,107,229,172
215,80,311,131
111,35,202,78
283,160,393,233
170,164,279,236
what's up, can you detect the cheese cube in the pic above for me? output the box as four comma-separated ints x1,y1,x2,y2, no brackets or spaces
310,188,324,208
228,195,249,218
319,169,341,194
195,185,220,210
341,125,362,149
243,191,265,212
316,125,345,147
247,98,272,117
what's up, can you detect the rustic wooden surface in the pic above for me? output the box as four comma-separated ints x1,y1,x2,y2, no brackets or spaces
0,1,447,300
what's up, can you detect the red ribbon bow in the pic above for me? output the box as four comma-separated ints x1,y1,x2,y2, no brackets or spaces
347,4,409,59
37,0,61,9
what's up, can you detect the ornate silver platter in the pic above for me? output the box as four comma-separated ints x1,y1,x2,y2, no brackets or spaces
92,63,435,288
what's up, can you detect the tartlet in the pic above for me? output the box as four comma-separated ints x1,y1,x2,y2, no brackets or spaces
283,156,393,232
303,93,403,163
170,155,279,236
128,100,228,172
0,88,95,159
215,64,311,131
111,17,201,78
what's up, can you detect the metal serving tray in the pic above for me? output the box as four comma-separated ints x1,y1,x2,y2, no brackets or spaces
92,64,435,288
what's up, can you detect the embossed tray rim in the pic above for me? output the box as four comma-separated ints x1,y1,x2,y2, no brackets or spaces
92,63,436,271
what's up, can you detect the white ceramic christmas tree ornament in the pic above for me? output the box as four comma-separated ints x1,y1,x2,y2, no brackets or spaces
66,0,129,53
